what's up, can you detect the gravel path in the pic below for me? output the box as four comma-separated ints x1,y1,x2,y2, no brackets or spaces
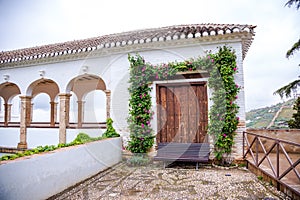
49,162,289,200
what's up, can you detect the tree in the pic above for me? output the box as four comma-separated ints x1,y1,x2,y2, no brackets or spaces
288,97,300,128
274,79,300,98
286,38,300,58
285,0,300,10
274,0,300,97
274,0,300,128
285,0,300,58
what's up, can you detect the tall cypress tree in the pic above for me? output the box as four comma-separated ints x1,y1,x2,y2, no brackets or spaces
288,97,300,128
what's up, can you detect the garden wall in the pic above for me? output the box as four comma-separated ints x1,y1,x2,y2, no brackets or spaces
246,129,300,153
0,128,106,148
0,137,122,200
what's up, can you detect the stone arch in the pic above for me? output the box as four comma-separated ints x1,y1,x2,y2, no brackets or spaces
0,82,21,125
26,78,59,101
26,78,60,126
66,74,106,101
66,74,109,127
0,82,21,103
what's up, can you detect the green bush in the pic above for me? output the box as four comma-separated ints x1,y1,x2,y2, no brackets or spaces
0,132,103,161
73,132,98,143
102,118,120,138
127,154,150,166
288,97,300,128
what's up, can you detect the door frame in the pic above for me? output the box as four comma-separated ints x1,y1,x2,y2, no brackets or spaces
152,79,209,144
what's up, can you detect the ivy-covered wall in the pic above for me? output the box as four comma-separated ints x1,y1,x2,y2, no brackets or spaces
111,44,244,124
104,42,246,159
126,46,243,160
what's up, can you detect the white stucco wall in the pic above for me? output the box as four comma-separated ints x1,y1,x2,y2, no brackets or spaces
0,137,122,200
0,39,246,148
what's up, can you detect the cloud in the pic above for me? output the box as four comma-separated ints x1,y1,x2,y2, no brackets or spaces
32,109,50,122
0,0,299,112
32,94,50,110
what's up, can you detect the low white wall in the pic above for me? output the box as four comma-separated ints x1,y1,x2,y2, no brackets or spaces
0,128,106,148
0,128,19,148
0,137,122,200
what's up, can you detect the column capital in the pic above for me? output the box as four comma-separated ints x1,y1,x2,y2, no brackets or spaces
19,96,32,100
104,90,111,95
58,93,72,97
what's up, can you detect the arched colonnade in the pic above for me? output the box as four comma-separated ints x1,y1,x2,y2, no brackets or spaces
0,74,110,149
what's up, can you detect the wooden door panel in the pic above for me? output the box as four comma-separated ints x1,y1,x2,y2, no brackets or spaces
156,82,208,144
159,86,167,143
166,87,174,142
173,87,180,143
190,85,199,143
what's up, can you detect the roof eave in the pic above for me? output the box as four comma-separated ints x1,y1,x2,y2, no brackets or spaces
0,24,256,67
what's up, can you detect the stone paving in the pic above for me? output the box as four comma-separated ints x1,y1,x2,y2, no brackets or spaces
49,161,289,200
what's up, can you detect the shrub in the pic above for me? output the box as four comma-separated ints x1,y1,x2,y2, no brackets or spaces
102,118,120,138
0,132,103,161
288,97,300,128
127,154,150,166
73,132,95,143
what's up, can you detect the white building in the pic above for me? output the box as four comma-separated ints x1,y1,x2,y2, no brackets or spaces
0,24,255,158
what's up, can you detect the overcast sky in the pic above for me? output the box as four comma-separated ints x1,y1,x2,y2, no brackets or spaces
0,0,299,111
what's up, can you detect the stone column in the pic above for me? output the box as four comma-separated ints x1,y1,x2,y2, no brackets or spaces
54,102,58,125
3,103,12,126
59,94,71,144
77,100,85,128
4,103,8,126
30,103,34,122
7,104,12,123
105,90,111,119
18,96,32,149
50,102,58,126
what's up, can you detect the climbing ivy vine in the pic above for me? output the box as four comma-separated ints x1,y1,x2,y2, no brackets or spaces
127,46,240,160
208,46,240,160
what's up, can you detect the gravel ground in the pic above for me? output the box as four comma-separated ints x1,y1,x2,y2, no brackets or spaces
49,161,290,200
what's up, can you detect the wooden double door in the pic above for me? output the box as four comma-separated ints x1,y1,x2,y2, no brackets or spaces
156,82,208,144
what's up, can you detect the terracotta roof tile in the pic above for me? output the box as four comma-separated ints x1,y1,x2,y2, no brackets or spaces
0,23,256,65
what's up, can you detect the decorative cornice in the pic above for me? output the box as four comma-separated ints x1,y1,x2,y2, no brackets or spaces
0,24,256,68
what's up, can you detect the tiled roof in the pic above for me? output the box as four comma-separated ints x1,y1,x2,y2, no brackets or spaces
0,24,256,65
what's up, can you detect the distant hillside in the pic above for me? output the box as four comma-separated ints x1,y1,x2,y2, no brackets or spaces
246,98,296,129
